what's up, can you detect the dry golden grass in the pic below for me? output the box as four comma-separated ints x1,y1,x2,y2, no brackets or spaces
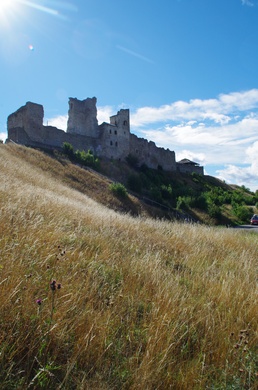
0,144,257,389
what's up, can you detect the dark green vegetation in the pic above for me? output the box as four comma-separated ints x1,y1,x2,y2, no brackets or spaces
109,182,128,199
62,142,100,170
62,144,257,226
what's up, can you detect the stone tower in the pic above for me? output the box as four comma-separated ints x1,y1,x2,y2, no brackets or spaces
7,102,44,143
110,108,130,134
67,97,98,137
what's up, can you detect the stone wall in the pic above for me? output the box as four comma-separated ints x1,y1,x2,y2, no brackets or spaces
8,102,44,143
176,163,204,175
7,97,203,175
67,97,98,137
129,134,176,171
98,109,130,160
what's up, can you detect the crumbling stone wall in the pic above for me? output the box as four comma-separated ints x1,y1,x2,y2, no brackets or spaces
8,102,44,143
7,101,98,151
67,97,98,137
130,134,176,170
7,97,203,175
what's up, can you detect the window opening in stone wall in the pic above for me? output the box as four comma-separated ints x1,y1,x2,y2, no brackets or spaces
110,129,112,134
115,141,118,147
110,141,113,146
123,120,127,126
114,130,117,135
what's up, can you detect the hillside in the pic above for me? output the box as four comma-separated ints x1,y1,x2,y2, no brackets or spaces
1,144,176,220
39,142,257,226
4,142,256,226
0,143,257,389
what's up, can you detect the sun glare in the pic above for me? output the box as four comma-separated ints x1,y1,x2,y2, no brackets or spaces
0,0,78,27
0,0,17,12
0,0,20,26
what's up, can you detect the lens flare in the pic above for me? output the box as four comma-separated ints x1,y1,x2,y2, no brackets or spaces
0,0,15,12
0,0,21,28
0,0,77,30
0,0,77,25
0,0,20,14
18,0,60,17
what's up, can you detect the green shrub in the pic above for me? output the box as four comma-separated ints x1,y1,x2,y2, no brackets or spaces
62,144,100,169
240,184,251,193
233,205,252,223
191,194,207,210
176,196,191,210
62,142,74,158
75,149,100,169
207,203,221,219
109,183,128,198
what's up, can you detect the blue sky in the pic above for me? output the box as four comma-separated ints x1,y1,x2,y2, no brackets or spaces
1,0,258,190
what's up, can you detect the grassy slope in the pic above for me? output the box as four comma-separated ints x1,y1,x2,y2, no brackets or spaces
98,155,255,226
0,144,257,389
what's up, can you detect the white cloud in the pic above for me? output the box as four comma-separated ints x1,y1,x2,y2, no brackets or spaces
0,131,7,142
45,115,68,130
97,106,113,124
129,89,258,190
216,164,258,191
135,113,258,166
206,141,258,191
130,89,258,127
176,150,206,165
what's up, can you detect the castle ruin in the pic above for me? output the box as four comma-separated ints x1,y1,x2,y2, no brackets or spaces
7,97,203,175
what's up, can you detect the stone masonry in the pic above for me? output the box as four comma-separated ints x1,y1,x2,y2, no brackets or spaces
7,97,203,175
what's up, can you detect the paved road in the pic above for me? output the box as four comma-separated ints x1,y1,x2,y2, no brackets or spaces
234,225,258,232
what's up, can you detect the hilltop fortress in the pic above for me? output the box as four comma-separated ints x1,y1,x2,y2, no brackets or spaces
7,97,203,175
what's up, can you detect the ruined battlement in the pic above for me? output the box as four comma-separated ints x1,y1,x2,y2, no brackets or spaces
67,97,98,137
6,97,203,175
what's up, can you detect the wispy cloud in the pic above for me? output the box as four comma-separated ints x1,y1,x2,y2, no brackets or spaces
116,45,154,64
241,0,255,6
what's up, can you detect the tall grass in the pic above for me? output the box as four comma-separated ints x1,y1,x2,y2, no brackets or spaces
0,144,257,389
